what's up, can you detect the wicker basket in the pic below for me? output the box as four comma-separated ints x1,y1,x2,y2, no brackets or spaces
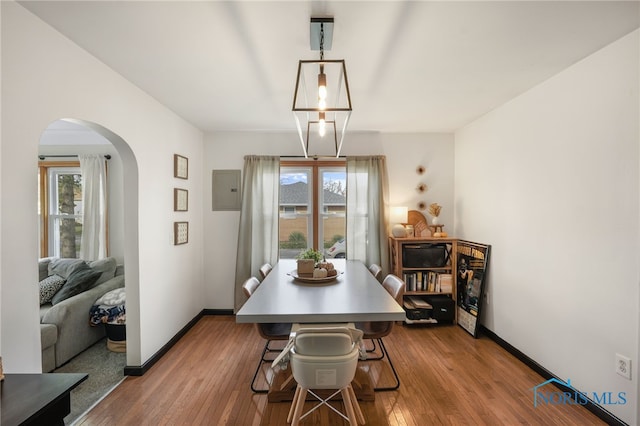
107,339,126,353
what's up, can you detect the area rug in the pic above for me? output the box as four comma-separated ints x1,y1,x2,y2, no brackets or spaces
53,338,127,424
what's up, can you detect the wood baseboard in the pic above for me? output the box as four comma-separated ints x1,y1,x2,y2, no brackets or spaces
124,309,232,376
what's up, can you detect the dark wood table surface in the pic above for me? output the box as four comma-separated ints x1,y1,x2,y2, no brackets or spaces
1,373,87,426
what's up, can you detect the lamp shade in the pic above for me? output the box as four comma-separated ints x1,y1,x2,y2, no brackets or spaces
390,206,408,224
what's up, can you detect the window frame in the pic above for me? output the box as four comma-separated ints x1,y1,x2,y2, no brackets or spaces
39,161,82,257
280,160,346,252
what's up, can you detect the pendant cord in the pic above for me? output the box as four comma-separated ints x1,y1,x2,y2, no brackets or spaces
319,23,324,60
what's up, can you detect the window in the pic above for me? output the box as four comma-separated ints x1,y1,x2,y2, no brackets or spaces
279,161,346,259
283,206,296,214
38,162,83,258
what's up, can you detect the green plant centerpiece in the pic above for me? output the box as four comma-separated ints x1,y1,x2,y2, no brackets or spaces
295,248,338,279
297,248,324,263
296,248,323,275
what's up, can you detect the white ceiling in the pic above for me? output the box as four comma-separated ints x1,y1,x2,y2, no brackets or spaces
19,1,640,134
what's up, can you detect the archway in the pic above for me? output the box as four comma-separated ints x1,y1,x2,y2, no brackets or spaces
39,118,141,368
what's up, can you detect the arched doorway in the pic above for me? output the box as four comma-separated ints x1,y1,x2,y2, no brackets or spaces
38,118,141,370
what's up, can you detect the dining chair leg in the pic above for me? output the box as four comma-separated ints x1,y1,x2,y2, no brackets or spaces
287,385,301,423
348,383,366,424
374,338,400,391
364,338,383,360
250,340,271,393
262,339,287,361
341,387,358,425
290,386,308,426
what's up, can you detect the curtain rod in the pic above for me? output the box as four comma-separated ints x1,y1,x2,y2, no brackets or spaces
280,155,346,160
38,154,111,160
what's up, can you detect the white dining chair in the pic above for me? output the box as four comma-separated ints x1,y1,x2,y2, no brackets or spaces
287,327,365,425
368,264,382,281
259,262,273,280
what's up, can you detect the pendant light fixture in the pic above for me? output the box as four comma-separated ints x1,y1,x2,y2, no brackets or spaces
292,17,352,158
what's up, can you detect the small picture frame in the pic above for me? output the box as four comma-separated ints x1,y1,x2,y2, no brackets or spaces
174,188,188,212
174,222,189,245
174,154,188,179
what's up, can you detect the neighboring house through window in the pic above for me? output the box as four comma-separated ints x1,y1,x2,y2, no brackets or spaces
279,161,346,259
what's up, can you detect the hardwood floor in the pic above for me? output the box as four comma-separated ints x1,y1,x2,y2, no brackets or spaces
77,316,605,425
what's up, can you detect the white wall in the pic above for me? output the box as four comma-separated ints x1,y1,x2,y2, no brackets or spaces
455,30,639,424
1,2,204,371
1,0,456,372
203,131,454,308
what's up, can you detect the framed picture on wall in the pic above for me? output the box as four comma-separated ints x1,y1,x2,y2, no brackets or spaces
174,188,188,212
174,154,188,179
174,221,189,245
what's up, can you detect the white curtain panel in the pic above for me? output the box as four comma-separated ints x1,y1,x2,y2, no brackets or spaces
234,155,280,311
346,156,390,274
79,154,107,261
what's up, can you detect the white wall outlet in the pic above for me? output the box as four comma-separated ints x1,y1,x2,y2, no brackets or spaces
616,353,632,380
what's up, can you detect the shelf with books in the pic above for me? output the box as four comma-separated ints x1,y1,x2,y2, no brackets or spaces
389,236,457,324
402,270,453,293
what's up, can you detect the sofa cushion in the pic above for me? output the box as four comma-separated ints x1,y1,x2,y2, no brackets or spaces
48,258,86,279
51,263,102,305
89,257,117,285
39,257,53,281
39,274,66,305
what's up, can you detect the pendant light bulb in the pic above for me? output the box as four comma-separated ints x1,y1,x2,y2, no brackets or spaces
318,71,327,109
318,112,326,137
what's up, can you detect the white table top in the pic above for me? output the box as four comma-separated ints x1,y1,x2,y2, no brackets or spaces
236,259,406,323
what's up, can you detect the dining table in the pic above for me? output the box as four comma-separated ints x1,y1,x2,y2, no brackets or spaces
236,258,406,401
235,258,406,324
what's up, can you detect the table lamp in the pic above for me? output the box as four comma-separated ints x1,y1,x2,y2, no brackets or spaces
390,206,408,237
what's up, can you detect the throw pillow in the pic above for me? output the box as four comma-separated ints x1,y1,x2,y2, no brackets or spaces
51,263,102,305
39,274,66,305
89,257,117,285
95,287,126,307
48,258,86,279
